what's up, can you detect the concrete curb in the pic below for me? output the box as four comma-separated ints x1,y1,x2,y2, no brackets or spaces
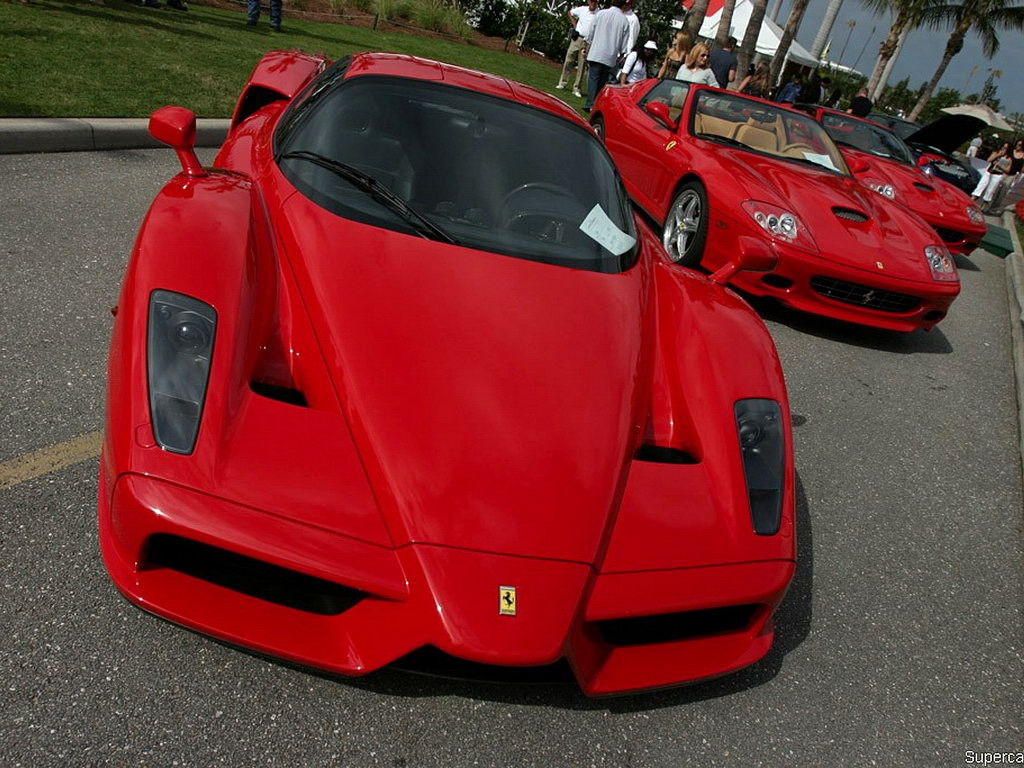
1003,210,1024,485
0,118,230,154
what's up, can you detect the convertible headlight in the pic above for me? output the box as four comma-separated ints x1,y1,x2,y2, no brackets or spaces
741,201,817,252
148,290,217,454
923,245,958,282
865,181,896,199
967,205,985,225
734,399,785,536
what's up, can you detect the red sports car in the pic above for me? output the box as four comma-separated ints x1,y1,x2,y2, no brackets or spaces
99,51,796,696
591,81,960,332
793,105,986,256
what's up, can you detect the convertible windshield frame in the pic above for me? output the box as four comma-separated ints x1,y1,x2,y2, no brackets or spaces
821,113,916,167
273,71,639,274
687,90,850,176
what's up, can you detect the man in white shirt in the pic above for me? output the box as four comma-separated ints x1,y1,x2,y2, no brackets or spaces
557,0,599,98
623,0,640,53
584,0,631,113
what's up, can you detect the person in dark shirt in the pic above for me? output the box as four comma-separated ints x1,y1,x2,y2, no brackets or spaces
848,88,873,117
708,37,738,89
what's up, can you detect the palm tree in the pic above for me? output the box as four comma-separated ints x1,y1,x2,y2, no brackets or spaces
909,0,1024,120
716,0,737,47
736,0,768,84
862,0,941,100
769,0,811,88
684,0,713,41
810,0,844,60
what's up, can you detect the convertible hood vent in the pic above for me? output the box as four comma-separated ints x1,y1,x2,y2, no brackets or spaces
832,207,869,223
251,380,308,408
634,445,699,465
913,182,935,193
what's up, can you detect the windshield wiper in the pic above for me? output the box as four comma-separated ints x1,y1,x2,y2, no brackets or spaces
696,132,750,150
280,150,458,245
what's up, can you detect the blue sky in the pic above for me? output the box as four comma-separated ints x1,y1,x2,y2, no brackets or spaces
772,0,1024,117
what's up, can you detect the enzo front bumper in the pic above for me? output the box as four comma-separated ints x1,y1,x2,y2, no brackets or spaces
99,469,794,696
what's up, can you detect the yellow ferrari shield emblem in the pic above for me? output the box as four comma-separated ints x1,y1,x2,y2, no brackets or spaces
876,261,885,270
499,586,517,616
665,140,677,151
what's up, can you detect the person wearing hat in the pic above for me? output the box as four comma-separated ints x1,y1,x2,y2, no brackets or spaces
619,40,658,84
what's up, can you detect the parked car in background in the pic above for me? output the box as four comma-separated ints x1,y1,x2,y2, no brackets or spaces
591,80,960,332
868,112,982,195
99,51,798,697
794,105,986,255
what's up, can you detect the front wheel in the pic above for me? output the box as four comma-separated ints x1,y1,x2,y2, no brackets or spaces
662,181,708,267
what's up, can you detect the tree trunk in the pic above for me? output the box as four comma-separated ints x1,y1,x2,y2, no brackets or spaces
684,0,712,41
865,12,909,99
871,23,910,101
769,0,811,89
716,0,737,47
736,0,768,83
810,0,843,60
908,20,969,121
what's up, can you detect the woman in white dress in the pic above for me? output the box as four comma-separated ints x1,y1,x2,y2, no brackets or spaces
674,43,720,87
619,40,658,85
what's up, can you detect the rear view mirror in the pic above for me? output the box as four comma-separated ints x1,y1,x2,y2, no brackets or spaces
845,154,871,174
149,106,207,177
709,236,778,284
645,101,673,129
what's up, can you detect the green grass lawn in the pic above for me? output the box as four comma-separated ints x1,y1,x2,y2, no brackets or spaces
0,0,572,117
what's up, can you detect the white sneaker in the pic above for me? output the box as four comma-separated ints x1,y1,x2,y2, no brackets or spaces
555,84,566,90
572,89,582,98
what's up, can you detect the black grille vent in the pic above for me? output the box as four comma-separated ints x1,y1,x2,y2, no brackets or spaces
832,207,869,223
810,276,920,313
913,182,935,193
597,604,759,647
934,226,967,244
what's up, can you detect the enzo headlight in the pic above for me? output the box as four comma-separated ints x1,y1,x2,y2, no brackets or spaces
923,245,958,282
865,181,896,199
967,205,985,225
734,399,785,536
148,290,217,454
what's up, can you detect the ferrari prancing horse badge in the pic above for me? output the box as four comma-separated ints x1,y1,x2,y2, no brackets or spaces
499,586,517,616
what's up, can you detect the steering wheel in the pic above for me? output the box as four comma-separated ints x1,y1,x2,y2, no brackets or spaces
498,182,585,243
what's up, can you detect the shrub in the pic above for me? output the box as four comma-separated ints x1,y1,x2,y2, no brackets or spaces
373,0,412,21
410,0,470,37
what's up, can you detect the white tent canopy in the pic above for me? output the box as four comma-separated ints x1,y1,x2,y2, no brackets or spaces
674,0,819,69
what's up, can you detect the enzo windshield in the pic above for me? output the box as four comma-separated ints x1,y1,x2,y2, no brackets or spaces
821,114,915,165
275,75,637,273
692,91,848,175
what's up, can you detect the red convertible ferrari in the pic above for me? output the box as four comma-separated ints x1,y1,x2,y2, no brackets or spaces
591,81,960,332
793,105,986,256
99,51,796,696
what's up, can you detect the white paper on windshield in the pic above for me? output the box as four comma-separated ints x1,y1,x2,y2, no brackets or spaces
803,152,839,172
579,204,636,256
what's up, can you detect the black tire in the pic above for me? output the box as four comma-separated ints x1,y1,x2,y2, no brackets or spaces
662,180,708,268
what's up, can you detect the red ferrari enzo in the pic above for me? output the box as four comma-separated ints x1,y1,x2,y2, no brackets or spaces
99,51,796,696
591,81,961,332
792,105,986,256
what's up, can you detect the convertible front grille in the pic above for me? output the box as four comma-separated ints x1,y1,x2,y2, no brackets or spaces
934,226,968,244
832,207,869,223
810,276,920,313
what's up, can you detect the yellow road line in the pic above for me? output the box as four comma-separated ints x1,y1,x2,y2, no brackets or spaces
0,431,103,491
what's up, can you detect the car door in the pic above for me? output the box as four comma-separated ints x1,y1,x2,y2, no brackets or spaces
612,80,690,217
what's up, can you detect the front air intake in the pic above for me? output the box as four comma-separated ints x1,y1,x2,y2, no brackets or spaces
597,605,760,646
144,535,365,615
832,207,869,223
913,182,935,193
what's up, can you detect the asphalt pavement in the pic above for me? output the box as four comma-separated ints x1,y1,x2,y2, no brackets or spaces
1,149,1022,767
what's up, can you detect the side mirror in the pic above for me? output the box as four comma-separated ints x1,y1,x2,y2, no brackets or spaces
149,106,207,177
709,236,778,284
845,153,870,174
644,101,674,129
